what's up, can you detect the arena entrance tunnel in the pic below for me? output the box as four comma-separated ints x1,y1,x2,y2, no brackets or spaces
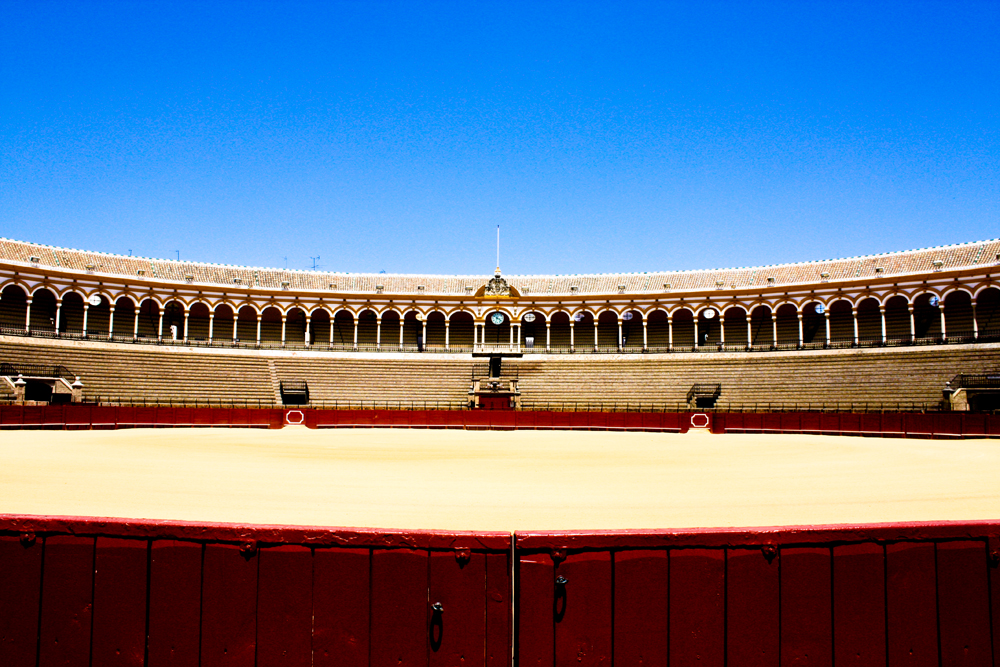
1,515,998,666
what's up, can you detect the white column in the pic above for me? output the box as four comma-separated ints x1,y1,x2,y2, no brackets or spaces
668,316,674,350
771,313,777,347
720,316,726,345
281,315,287,346
256,313,262,344
376,318,381,349
908,304,915,342
546,321,551,352
108,306,115,339
421,319,426,349
569,320,575,352
746,317,752,348
56,300,63,336
824,311,831,346
82,303,89,338
444,320,449,349
158,309,164,341
183,308,190,343
24,297,32,332
233,314,239,341
693,318,699,348
618,319,623,351
400,320,405,349
509,321,513,347
132,305,138,339
972,304,978,340
516,323,520,347
593,319,598,351
852,308,859,345
208,313,214,342
939,303,947,341
879,306,886,344
305,315,311,345
797,312,803,347
330,318,336,347
643,318,648,351
354,318,360,350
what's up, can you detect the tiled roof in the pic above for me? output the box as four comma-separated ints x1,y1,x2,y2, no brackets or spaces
2,237,998,295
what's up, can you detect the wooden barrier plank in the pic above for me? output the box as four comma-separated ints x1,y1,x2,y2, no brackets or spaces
886,541,938,667
0,535,43,667
935,414,965,438
430,550,487,667
485,552,510,667
371,548,428,667
670,548,724,667
38,535,95,667
613,549,668,667
727,547,779,667
553,551,611,667
517,553,553,667
257,545,312,667
801,412,822,432
313,547,370,667
91,537,148,667
200,543,258,667
780,547,832,667
833,543,885,667
937,541,992,667
820,413,840,433
148,539,203,667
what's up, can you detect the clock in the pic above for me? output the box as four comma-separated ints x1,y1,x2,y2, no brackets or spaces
490,312,505,325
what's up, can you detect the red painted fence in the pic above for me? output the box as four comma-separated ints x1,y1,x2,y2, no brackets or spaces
516,522,1000,667
0,516,511,667
1,404,998,437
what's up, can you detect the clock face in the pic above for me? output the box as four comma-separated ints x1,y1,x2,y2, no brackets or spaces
523,313,536,323
491,312,505,325
87,295,102,306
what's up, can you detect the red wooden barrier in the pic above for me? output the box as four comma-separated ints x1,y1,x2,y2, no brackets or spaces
0,516,511,667
516,521,1000,667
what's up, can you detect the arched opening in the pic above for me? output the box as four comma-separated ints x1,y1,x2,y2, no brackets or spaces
187,303,212,342
484,310,512,346
977,287,1000,340
85,294,112,337
309,308,332,346
449,311,474,349
333,310,355,347
548,311,571,351
0,284,27,330
884,295,910,343
286,307,308,346
235,305,258,343
621,309,642,351
136,298,160,339
597,311,618,350
402,311,421,349
856,297,881,344
571,312,595,351
749,305,773,348
697,307,721,347
646,310,669,350
518,311,545,351
377,309,400,349
424,311,446,349
722,306,748,348
112,297,137,340
913,293,942,340
29,288,58,333
259,306,283,344
800,302,823,345
61,292,86,336
828,299,854,345
162,300,185,341
671,308,695,349
944,290,975,341
774,304,798,347
214,304,236,342
357,309,378,348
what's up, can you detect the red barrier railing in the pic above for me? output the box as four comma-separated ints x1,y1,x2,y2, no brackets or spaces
1,404,996,437
515,521,1000,667
0,515,511,667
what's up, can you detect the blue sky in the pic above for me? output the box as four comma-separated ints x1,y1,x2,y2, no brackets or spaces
1,1,997,275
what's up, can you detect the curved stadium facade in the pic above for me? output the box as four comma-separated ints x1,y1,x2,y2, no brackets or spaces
1,236,999,412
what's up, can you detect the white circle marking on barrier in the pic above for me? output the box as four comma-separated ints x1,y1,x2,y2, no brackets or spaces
286,410,305,425
690,413,710,429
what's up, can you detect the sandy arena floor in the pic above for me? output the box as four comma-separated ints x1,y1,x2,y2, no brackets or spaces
1,428,998,532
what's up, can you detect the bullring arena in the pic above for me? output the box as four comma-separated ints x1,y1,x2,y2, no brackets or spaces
3,236,1000,666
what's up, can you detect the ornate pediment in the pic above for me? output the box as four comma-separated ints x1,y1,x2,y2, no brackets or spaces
474,268,520,299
